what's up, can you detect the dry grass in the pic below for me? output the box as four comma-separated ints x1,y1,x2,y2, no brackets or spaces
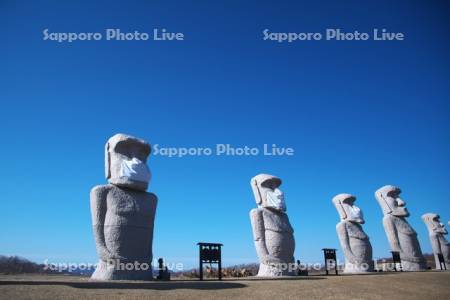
0,271,449,300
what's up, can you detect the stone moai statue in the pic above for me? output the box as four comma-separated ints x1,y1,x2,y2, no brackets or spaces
90,133,157,280
375,185,426,271
332,194,373,273
250,174,295,277
422,213,450,269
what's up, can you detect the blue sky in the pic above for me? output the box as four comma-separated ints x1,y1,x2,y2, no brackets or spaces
1,0,449,269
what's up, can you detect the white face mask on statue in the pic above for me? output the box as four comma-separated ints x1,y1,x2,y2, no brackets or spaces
348,205,363,220
119,157,151,183
265,188,286,211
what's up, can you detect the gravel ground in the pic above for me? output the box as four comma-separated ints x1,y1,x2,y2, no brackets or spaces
0,271,449,300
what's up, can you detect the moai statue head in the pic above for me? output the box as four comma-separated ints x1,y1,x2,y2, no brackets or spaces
251,174,285,212
375,185,409,217
332,193,365,224
105,133,151,191
422,213,448,235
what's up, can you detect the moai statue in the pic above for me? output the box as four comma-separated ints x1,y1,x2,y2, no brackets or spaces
422,213,450,270
250,174,295,277
332,194,373,273
375,185,426,271
90,133,157,280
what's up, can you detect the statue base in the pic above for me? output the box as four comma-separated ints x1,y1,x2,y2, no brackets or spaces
257,262,296,277
343,261,374,274
91,259,154,281
401,260,427,271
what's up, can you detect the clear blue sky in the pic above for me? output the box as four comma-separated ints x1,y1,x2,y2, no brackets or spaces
1,0,449,269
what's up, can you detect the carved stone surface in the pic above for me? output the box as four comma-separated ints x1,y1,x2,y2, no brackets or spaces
422,213,450,270
332,194,373,273
250,174,295,277
375,185,426,271
90,133,157,280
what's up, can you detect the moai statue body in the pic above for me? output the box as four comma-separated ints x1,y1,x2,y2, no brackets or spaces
422,213,450,270
332,194,373,273
375,185,426,271
250,174,295,277
90,133,157,280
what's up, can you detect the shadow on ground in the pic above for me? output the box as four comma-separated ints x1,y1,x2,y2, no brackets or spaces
228,276,326,281
0,276,327,290
0,280,247,290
